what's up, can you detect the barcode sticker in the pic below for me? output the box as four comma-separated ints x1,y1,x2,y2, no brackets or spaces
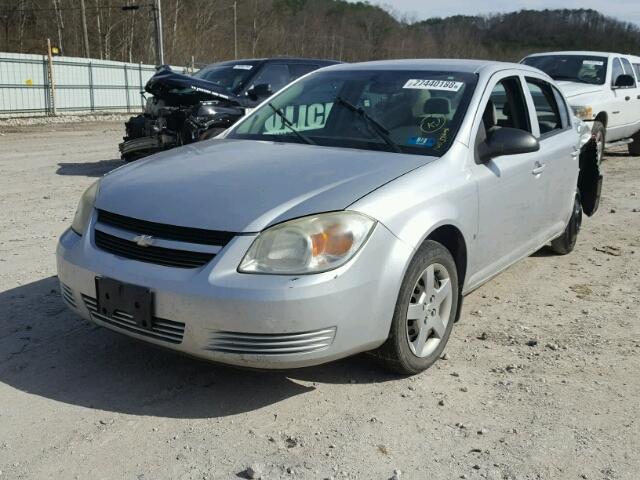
403,79,463,91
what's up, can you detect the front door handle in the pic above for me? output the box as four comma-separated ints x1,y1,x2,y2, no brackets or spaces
532,161,546,175
625,96,631,101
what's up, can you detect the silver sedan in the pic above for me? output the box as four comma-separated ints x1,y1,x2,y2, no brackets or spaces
57,60,601,374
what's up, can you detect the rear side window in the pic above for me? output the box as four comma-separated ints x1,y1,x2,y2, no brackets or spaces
552,86,570,127
621,58,637,84
635,64,640,81
289,64,319,80
525,78,563,136
611,58,624,86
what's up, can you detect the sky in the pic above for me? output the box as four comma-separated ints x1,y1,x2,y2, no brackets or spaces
360,0,640,26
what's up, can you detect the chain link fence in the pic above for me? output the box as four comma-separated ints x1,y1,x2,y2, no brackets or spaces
0,52,185,117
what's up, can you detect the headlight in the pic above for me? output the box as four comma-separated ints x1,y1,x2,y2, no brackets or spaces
239,211,376,274
571,105,593,120
70,181,99,235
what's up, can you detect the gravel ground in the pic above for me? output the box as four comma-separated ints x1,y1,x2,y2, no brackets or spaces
0,122,639,480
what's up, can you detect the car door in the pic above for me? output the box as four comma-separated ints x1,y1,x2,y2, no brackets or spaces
608,57,633,139
523,75,579,236
620,57,640,136
470,73,548,283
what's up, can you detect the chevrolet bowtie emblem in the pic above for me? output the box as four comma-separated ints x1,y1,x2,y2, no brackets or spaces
133,234,155,247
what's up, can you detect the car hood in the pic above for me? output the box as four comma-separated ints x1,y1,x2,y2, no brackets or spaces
555,81,602,99
145,66,240,106
97,140,435,233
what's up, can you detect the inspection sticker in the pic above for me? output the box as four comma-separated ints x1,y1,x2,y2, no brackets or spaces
233,64,253,70
408,136,436,147
583,60,604,66
403,79,463,91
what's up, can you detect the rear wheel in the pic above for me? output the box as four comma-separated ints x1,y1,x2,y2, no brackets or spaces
591,121,605,164
550,193,582,255
372,240,459,375
629,130,640,156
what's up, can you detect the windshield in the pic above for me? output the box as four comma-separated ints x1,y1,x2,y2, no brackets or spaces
228,69,478,156
192,61,259,93
522,55,608,85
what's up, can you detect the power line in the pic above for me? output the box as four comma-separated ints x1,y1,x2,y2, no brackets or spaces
0,4,153,14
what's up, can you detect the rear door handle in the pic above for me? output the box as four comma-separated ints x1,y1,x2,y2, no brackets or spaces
625,96,631,101
532,161,546,175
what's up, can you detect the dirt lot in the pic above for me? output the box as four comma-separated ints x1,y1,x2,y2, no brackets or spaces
0,121,638,480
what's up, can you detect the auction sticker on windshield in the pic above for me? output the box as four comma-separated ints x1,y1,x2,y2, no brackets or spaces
233,65,253,70
403,79,464,91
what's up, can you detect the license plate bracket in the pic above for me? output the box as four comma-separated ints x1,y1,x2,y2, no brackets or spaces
95,277,154,330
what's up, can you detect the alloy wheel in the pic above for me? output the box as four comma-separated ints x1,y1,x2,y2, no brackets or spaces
405,263,453,358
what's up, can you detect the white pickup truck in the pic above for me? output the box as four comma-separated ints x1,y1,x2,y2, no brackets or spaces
522,51,640,158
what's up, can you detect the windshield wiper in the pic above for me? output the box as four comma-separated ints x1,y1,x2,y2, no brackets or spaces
267,103,316,146
334,96,401,153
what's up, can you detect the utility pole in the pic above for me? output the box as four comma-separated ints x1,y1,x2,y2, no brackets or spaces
46,38,57,116
233,0,238,59
79,0,90,57
152,0,165,65
122,2,164,65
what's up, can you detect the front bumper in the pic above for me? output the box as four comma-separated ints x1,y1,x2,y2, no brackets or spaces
56,218,413,369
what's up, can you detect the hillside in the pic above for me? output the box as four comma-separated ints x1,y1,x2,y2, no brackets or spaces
0,0,639,65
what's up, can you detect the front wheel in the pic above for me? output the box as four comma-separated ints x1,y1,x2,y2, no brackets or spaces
550,193,582,255
371,240,459,375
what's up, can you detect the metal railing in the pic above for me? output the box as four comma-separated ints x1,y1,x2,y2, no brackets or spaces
0,52,184,117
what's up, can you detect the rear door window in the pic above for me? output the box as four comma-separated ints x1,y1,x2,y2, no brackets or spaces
621,58,638,84
525,78,563,136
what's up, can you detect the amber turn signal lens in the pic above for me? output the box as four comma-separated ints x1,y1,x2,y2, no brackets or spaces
311,225,354,257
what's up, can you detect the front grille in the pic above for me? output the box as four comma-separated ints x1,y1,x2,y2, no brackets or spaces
95,230,215,268
207,327,336,355
60,282,77,308
97,209,235,246
83,295,185,344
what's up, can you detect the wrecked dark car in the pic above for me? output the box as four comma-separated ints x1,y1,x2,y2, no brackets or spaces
119,58,339,161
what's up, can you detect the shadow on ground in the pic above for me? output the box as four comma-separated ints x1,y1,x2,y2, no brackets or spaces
0,276,397,419
56,159,123,177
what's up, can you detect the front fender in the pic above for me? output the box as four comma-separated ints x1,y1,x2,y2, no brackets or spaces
349,146,477,291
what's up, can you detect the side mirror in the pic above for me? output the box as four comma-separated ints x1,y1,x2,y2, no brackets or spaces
477,127,540,164
613,74,635,88
246,83,272,100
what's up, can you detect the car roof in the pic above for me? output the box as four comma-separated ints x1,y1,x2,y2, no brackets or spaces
322,58,541,76
524,51,623,58
213,58,340,66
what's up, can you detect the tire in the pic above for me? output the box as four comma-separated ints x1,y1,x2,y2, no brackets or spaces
591,121,606,164
629,130,640,156
371,240,459,375
550,193,582,255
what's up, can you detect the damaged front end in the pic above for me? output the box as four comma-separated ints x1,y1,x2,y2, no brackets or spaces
119,66,245,161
